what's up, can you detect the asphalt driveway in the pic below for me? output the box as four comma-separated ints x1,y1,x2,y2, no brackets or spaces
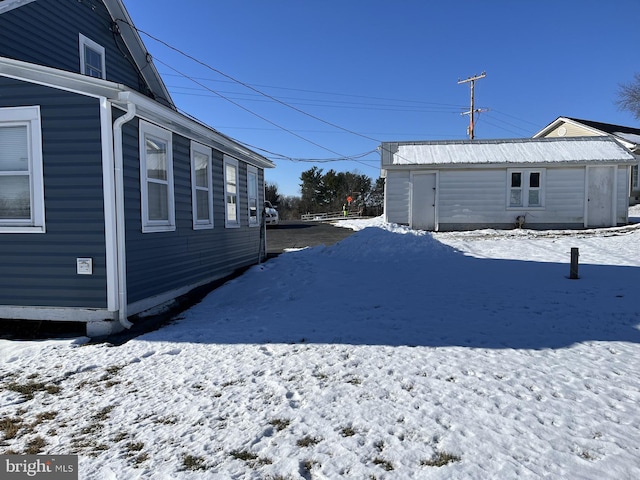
265,220,356,256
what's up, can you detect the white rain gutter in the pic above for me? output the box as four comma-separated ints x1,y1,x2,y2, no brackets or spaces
113,102,136,329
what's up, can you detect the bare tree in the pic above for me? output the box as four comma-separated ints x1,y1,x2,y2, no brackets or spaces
616,73,640,120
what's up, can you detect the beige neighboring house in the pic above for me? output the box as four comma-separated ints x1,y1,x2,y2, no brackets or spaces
534,117,640,204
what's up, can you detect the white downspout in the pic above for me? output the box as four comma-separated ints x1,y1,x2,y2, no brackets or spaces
113,102,136,329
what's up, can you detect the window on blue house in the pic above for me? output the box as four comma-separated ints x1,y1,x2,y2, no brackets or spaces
190,141,213,229
247,166,258,226
0,106,45,233
79,33,106,79
140,121,175,233
224,155,240,228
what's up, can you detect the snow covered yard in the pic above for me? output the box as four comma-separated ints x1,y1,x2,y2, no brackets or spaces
2,213,640,479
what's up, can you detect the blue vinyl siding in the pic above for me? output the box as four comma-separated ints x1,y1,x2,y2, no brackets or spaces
120,119,264,306
0,0,152,98
0,77,108,307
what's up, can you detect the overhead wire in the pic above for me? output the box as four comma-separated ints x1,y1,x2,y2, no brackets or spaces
117,21,387,146
116,18,533,166
154,57,349,158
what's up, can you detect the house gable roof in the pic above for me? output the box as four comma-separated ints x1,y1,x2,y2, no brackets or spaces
533,116,640,151
0,0,36,14
103,0,174,109
381,137,636,168
0,0,174,109
0,56,274,170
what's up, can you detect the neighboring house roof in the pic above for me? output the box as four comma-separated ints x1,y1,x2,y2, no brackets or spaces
533,116,640,151
381,137,636,167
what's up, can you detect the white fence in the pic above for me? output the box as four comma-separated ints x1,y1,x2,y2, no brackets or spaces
300,211,361,221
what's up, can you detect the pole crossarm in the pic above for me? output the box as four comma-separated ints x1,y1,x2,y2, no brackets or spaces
458,71,486,140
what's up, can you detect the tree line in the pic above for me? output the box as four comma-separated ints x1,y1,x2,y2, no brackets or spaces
266,167,384,220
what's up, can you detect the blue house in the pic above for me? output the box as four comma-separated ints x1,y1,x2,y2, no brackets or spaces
0,0,274,336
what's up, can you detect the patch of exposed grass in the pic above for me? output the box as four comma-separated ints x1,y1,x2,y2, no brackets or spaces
182,454,208,471
154,415,178,425
340,426,357,437
300,459,319,479
269,418,291,432
372,457,394,471
230,449,272,467
1,417,22,441
25,436,47,454
105,365,124,376
126,441,144,452
5,381,61,401
230,449,258,462
221,379,243,388
296,435,321,448
312,371,328,381
579,450,595,460
133,453,149,466
79,423,103,436
92,405,114,422
34,411,57,423
421,451,461,467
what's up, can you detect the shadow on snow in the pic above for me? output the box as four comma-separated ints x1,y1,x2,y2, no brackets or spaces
135,227,640,350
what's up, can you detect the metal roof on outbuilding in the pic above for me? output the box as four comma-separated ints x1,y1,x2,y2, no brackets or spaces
381,136,636,167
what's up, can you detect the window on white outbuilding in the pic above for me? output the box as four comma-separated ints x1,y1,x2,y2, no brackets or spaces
632,164,639,190
508,169,544,208
0,106,45,233
190,141,213,229
224,155,240,228
79,33,106,79
247,166,259,226
140,121,175,232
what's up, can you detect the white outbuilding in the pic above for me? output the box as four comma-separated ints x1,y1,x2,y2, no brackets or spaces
380,136,636,231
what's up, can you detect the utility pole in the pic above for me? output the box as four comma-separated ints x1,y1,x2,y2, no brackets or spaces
458,71,487,139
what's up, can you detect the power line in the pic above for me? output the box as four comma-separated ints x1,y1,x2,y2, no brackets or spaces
166,86,464,114
113,19,459,169
118,21,386,146
154,57,349,158
161,72,467,110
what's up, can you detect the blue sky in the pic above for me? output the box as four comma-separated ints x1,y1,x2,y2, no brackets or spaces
125,1,640,197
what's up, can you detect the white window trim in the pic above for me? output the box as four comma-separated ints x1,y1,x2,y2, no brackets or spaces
139,120,175,233
190,141,214,230
0,106,45,233
247,165,259,227
507,168,545,209
224,155,240,228
0,0,36,14
632,164,639,190
79,33,106,79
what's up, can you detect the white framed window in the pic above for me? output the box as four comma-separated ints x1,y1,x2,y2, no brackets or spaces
632,164,639,190
79,33,106,79
190,141,213,229
139,121,175,233
508,169,545,208
247,165,259,227
224,155,240,228
0,106,45,233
